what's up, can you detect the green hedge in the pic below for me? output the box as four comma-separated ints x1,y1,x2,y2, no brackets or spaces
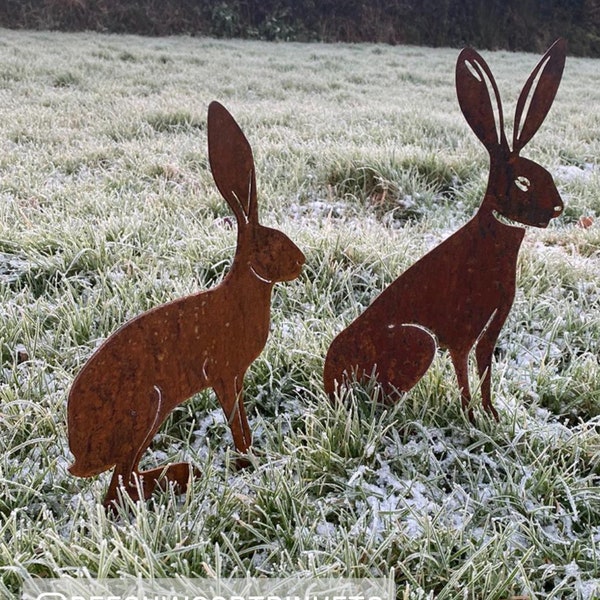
1,0,599,56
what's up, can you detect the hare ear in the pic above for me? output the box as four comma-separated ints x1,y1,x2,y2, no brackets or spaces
513,38,566,153
456,48,508,154
208,101,258,225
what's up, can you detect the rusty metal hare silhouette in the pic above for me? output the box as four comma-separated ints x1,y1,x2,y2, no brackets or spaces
68,101,305,507
324,39,566,421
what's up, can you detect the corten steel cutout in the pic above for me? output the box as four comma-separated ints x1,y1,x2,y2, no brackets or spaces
68,101,305,507
324,39,566,421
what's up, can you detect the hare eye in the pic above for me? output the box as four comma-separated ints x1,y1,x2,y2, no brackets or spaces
515,176,531,192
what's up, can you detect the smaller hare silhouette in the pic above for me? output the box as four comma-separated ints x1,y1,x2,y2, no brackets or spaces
68,101,305,507
324,39,566,420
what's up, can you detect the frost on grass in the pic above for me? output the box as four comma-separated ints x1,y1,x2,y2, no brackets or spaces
555,163,597,183
1,30,600,600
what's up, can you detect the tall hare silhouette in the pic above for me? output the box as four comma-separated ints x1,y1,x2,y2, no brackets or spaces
68,101,305,506
324,40,566,420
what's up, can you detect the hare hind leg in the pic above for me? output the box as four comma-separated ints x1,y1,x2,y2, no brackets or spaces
449,348,476,423
378,324,437,398
103,456,196,509
103,433,154,507
102,452,161,508
103,386,171,507
126,386,198,501
138,463,198,496
104,461,138,508
323,323,436,400
105,460,197,507
214,376,252,466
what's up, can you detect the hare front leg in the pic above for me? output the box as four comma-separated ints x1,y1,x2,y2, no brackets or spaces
475,314,506,421
450,348,475,423
214,376,252,458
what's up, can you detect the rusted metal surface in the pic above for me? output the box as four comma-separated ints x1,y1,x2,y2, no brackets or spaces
68,101,305,507
324,39,566,420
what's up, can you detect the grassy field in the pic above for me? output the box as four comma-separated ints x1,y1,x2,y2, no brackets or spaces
1,28,600,599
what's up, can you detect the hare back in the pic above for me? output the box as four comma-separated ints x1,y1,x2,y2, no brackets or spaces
71,283,270,399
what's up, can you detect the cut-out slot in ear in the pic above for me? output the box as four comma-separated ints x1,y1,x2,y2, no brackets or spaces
513,57,548,145
208,101,258,225
513,38,566,153
464,59,504,148
456,48,508,154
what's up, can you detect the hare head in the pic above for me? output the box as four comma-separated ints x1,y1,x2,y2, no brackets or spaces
208,101,305,284
456,39,566,228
